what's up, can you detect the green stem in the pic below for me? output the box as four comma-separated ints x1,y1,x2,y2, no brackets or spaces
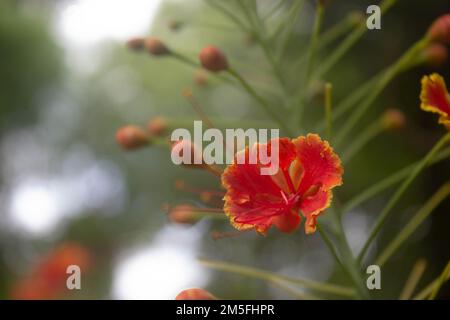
276,0,306,60
315,0,398,78
198,258,355,297
358,132,450,263
290,11,363,79
429,261,450,300
376,183,450,267
334,38,429,147
399,259,427,300
341,121,383,164
329,207,370,299
324,83,333,140
204,0,250,32
296,1,325,128
270,280,319,300
342,147,450,213
317,223,345,271
237,0,289,93
305,1,325,84
227,68,293,135
314,70,384,133
413,262,450,300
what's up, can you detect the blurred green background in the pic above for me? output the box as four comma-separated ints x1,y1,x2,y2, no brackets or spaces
0,0,449,299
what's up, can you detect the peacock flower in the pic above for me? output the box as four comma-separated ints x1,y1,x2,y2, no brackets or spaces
221,134,343,235
420,73,450,130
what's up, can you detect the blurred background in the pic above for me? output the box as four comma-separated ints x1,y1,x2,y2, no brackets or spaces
0,0,449,299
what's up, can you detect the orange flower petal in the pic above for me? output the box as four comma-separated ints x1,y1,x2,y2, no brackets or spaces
300,190,332,234
420,74,450,120
292,134,343,194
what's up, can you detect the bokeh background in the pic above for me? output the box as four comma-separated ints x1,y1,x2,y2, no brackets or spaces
0,0,449,299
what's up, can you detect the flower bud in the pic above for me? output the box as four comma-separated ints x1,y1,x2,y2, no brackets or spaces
194,69,209,87
422,44,448,68
427,14,450,43
200,191,213,203
171,140,205,168
147,116,168,136
175,288,217,300
381,108,406,131
116,125,149,150
144,37,171,56
199,46,229,72
126,37,145,51
167,205,196,224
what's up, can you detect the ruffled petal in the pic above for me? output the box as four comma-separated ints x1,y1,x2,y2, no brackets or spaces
292,134,343,194
300,190,332,234
420,73,450,118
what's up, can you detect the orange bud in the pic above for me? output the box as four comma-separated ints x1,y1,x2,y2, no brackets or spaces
147,116,168,136
194,69,209,87
116,125,149,150
381,108,406,131
199,46,229,72
175,288,217,300
144,37,171,56
168,205,197,224
200,191,213,203
422,44,448,68
171,140,205,168
126,37,145,51
427,14,450,43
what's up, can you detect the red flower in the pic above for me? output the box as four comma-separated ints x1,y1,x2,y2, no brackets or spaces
10,243,91,300
221,134,343,235
420,73,450,130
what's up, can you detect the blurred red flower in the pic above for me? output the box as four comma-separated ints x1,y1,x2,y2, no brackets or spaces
11,243,91,300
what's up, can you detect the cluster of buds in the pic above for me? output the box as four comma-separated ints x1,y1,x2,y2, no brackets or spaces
116,117,169,151
424,15,450,67
10,243,91,300
126,36,171,56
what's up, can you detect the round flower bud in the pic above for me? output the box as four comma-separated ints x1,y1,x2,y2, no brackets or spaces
175,288,217,300
116,125,149,150
126,37,145,51
168,205,196,224
422,44,448,68
147,116,168,136
427,14,450,43
171,140,205,168
199,46,229,72
144,37,171,56
381,108,406,131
